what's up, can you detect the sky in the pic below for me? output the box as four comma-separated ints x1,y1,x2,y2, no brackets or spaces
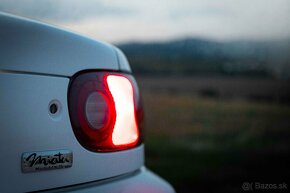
0,0,290,43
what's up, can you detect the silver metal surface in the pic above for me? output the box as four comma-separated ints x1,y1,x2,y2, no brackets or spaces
0,73,144,192
22,150,73,173
0,12,120,76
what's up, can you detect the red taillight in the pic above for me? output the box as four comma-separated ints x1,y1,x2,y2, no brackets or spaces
68,72,143,152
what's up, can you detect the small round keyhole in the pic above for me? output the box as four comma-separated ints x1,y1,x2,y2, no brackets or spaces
50,103,58,114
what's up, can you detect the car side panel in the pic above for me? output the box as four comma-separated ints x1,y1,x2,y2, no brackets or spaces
0,72,144,193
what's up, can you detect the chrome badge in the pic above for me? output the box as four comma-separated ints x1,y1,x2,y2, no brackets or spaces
22,150,73,173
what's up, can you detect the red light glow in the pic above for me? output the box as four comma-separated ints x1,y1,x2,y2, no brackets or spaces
106,75,139,146
69,72,142,152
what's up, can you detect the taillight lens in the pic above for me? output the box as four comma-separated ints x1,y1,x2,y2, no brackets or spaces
68,72,143,152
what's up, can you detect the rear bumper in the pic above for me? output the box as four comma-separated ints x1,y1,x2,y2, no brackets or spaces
39,167,175,193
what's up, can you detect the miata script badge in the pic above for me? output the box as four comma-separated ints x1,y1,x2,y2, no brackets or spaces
21,150,73,173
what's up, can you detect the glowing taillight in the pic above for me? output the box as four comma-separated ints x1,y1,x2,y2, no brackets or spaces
68,72,143,152
107,75,138,146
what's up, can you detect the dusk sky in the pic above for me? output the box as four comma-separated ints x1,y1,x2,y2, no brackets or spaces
0,0,290,43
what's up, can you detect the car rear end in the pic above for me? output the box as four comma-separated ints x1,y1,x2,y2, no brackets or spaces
0,13,175,193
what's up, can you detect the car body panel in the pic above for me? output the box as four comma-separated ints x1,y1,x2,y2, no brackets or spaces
40,168,175,193
0,13,121,76
115,47,132,72
0,12,175,193
0,72,144,193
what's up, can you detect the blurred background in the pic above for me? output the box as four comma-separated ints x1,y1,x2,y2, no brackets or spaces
1,0,290,192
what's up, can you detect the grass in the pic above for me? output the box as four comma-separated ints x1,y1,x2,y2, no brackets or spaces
138,77,290,193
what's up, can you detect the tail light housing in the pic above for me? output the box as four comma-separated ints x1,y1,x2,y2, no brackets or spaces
68,71,143,152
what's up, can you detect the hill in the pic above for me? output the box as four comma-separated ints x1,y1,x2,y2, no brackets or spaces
118,39,290,79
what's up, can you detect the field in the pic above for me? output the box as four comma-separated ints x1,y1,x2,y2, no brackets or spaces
136,76,290,193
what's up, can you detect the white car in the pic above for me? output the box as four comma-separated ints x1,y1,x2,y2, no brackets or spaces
0,12,175,193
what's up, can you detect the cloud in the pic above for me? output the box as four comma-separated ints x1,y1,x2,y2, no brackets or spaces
0,0,289,43
0,0,133,22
